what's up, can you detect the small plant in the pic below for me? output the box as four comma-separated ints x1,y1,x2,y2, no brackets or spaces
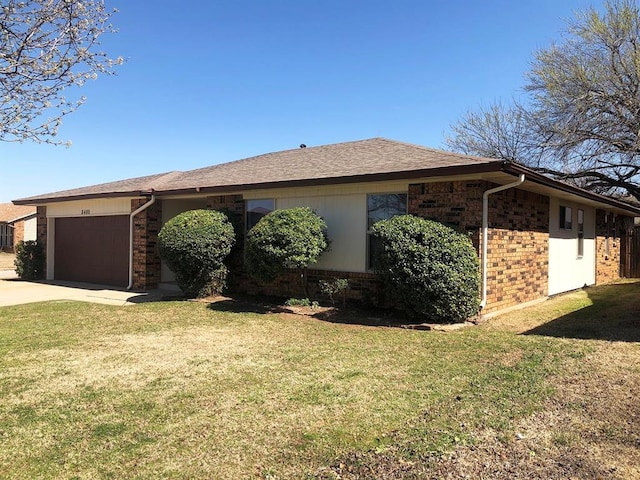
14,240,44,280
285,298,320,309
319,278,349,307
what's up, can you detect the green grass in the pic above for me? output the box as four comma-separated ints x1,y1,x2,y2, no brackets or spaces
0,283,637,479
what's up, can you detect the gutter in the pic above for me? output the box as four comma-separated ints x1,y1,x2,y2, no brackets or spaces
127,195,156,290
480,174,526,309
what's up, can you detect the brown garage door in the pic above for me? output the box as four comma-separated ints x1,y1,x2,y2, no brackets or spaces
55,216,129,287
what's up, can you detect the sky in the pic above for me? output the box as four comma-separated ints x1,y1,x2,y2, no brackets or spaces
2,0,599,203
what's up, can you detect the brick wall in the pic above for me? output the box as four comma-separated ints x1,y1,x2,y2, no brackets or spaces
131,199,162,289
12,219,25,248
36,206,47,277
205,195,246,290
409,181,550,314
408,180,484,248
484,188,549,313
239,268,382,303
595,210,634,284
206,194,244,216
199,183,551,314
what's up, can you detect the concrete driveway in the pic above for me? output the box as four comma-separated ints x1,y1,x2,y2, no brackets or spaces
0,270,168,307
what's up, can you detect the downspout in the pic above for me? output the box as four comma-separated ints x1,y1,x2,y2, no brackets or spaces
480,174,525,309
127,195,156,290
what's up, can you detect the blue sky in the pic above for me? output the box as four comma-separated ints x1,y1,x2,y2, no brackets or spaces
3,0,597,203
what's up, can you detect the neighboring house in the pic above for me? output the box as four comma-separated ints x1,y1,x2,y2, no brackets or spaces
13,138,640,315
0,203,37,251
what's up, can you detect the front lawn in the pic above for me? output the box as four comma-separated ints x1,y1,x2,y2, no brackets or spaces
0,282,638,479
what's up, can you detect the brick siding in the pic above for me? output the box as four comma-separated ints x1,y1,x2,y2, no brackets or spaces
595,210,634,284
205,195,246,290
12,219,25,249
409,181,549,314
408,180,485,249
131,199,162,289
483,189,549,313
239,268,382,304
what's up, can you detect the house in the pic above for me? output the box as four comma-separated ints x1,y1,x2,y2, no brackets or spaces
0,203,37,251
13,138,640,315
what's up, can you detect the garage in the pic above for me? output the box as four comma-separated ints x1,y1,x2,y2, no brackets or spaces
54,216,129,286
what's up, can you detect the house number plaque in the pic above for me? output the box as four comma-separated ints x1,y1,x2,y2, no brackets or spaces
81,209,91,215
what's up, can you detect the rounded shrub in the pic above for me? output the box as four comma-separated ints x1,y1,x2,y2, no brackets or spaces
14,240,44,280
158,209,235,298
245,207,329,295
370,215,480,323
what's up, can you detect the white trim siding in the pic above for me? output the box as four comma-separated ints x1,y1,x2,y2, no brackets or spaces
46,198,133,218
277,193,369,272
23,217,37,242
548,196,596,295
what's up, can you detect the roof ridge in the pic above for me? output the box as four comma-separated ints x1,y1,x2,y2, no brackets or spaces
145,171,184,191
184,137,387,176
374,137,500,163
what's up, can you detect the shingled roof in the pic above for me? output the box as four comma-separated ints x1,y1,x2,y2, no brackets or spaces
13,138,502,203
12,137,640,216
0,203,36,222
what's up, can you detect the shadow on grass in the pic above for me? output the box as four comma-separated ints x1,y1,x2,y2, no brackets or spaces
206,295,290,315
206,294,408,326
524,282,640,342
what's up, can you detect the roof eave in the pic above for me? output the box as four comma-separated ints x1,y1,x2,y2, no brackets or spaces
12,190,154,205
503,162,640,216
7,212,37,223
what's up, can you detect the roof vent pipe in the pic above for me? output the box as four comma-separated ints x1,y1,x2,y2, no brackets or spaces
127,195,156,290
480,174,525,309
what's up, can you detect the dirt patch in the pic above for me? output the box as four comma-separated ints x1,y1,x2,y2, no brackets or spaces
204,294,399,325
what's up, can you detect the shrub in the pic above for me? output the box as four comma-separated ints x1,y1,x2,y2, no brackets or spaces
370,215,480,323
157,209,235,298
14,240,45,280
319,278,349,307
245,207,329,296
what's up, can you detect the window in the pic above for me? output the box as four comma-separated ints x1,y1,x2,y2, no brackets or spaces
577,209,584,257
367,193,407,268
0,223,13,248
559,205,572,230
246,199,274,232
604,212,613,258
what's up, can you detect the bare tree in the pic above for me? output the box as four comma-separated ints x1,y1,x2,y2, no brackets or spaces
446,0,640,200
445,101,545,166
527,0,640,199
0,0,122,145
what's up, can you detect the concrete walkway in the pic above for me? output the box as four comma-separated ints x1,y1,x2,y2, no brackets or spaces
0,270,170,307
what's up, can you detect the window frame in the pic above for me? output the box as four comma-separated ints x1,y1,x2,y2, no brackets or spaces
604,212,613,258
245,199,275,233
577,208,584,258
559,205,573,230
366,192,408,270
